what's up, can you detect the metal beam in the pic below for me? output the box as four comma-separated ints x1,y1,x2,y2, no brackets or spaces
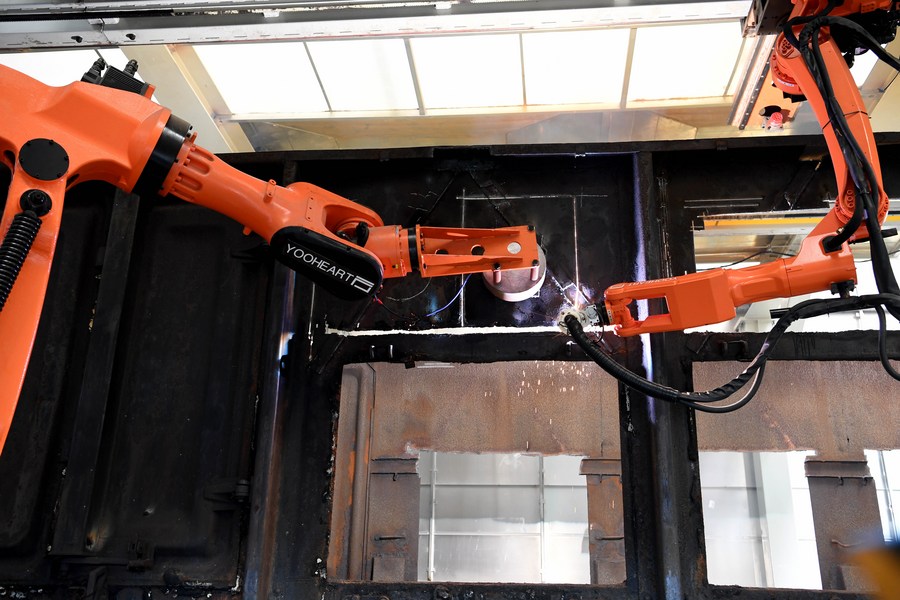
243,264,296,599
619,28,637,110
0,0,752,19
620,152,706,598
0,2,752,49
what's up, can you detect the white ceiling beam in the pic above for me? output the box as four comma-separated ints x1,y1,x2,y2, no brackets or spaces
619,28,637,110
404,38,426,116
122,45,254,153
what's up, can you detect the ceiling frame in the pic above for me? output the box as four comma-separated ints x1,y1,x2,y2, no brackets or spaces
0,1,752,50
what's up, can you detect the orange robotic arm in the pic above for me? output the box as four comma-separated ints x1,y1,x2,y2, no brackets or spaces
0,60,538,454
599,0,895,336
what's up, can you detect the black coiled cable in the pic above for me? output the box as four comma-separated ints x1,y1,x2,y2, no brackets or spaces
0,210,43,312
566,293,900,413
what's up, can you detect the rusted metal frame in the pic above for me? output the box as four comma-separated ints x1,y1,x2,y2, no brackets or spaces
323,581,634,599
331,361,420,583
328,363,377,581
581,459,626,585
237,147,893,600
366,458,421,582
304,150,697,599
616,152,706,598
289,152,872,600
805,459,883,592
261,146,896,600
703,587,872,599
243,262,297,599
320,332,592,367
262,302,344,599
685,331,900,362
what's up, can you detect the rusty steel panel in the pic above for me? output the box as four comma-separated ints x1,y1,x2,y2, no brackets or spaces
330,365,376,580
365,468,421,582
805,459,882,592
581,459,626,585
694,362,900,457
365,362,620,459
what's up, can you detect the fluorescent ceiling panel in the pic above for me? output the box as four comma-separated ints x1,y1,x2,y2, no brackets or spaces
195,42,327,114
522,29,630,105
307,39,418,112
628,22,744,102
0,49,131,86
410,34,523,109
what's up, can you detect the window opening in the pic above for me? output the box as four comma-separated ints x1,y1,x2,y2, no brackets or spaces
700,451,822,589
417,452,589,584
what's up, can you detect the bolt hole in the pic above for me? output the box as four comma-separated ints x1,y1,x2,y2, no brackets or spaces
125,33,136,41
471,245,485,256
71,35,83,43
435,249,448,255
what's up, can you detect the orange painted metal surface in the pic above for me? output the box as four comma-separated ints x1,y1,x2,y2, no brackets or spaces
0,65,171,454
603,0,894,337
162,143,540,279
415,225,539,277
606,220,857,336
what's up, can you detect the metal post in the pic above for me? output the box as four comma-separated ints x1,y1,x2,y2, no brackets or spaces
428,451,437,582
243,264,296,599
618,152,705,599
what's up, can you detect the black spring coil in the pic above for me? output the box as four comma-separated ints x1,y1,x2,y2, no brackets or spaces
0,211,43,312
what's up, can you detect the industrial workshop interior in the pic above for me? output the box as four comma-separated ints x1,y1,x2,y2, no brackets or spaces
3,0,900,598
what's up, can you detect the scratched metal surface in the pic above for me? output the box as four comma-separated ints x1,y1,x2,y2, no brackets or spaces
694,361,900,456
287,151,637,331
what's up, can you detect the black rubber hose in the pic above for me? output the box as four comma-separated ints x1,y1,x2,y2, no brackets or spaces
875,304,900,381
782,0,837,50
565,294,900,409
675,364,767,413
795,21,868,251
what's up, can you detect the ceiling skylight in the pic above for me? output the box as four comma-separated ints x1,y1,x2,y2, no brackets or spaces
627,22,744,102
522,29,631,106
410,34,523,109
307,39,418,112
195,42,328,115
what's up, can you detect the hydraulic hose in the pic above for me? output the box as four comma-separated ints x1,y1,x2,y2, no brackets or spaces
566,293,900,411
